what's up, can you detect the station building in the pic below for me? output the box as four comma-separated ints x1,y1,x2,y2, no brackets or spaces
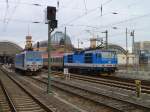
33,31,74,59
33,31,74,52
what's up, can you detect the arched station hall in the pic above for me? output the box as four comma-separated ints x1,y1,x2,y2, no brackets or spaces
0,41,23,64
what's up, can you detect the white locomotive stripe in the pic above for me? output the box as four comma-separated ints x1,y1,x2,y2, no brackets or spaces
64,63,116,67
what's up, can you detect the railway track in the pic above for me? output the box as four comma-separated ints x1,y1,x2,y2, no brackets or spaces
51,71,150,94
0,81,12,112
0,68,54,112
30,75,150,112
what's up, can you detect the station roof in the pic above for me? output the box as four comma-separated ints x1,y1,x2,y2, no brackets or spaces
33,31,73,48
107,44,127,54
75,44,127,54
0,41,23,56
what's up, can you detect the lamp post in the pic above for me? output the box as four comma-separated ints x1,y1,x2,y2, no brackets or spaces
112,27,129,71
130,30,138,72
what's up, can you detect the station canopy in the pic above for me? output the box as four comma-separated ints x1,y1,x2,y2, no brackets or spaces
107,44,127,54
0,41,23,56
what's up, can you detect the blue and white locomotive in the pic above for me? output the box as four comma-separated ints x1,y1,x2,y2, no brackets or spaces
15,51,43,72
64,49,117,74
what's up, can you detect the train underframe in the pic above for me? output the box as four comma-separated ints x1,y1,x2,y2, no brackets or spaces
15,68,42,75
65,66,117,75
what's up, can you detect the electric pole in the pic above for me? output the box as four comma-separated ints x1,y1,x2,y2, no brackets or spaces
46,6,57,94
131,30,137,72
78,39,79,49
125,28,128,71
102,30,108,49
64,27,67,53
126,28,128,52
131,30,135,54
106,30,108,49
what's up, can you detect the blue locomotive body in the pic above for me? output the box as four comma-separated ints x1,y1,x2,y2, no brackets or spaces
64,50,117,73
15,51,43,72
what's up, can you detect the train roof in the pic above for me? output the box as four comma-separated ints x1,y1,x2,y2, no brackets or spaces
64,49,116,56
84,50,116,53
74,49,116,54
16,50,43,55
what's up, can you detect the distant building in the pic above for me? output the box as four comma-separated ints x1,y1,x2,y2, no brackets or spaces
134,41,150,53
134,41,150,65
117,54,136,65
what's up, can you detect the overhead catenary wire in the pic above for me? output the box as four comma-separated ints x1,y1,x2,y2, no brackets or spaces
0,1,42,6
0,0,149,44
4,0,21,25
4,0,9,23
3,0,9,31
1,0,44,31
102,0,112,5
60,0,113,27
60,0,145,31
127,0,143,8
60,11,150,30
2,10,148,32
83,0,87,13
60,0,146,29
3,0,22,31
6,0,9,8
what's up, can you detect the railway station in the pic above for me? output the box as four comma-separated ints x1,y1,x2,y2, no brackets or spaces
0,1,150,112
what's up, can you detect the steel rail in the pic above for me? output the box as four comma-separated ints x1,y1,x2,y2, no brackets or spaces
0,80,17,112
30,77,150,112
0,68,54,112
51,71,150,93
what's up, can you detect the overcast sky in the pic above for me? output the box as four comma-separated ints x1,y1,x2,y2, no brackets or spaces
0,0,150,50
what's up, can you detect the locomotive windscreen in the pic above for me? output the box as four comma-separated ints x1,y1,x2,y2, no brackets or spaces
100,52,116,58
26,52,42,58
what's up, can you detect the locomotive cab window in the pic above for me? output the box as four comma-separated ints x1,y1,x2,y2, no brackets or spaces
51,58,53,62
84,53,92,63
96,53,102,58
67,55,73,63
101,52,114,58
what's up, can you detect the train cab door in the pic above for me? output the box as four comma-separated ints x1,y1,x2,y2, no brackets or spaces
95,53,102,64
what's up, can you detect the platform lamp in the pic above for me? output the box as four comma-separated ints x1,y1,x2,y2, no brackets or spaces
46,6,58,94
